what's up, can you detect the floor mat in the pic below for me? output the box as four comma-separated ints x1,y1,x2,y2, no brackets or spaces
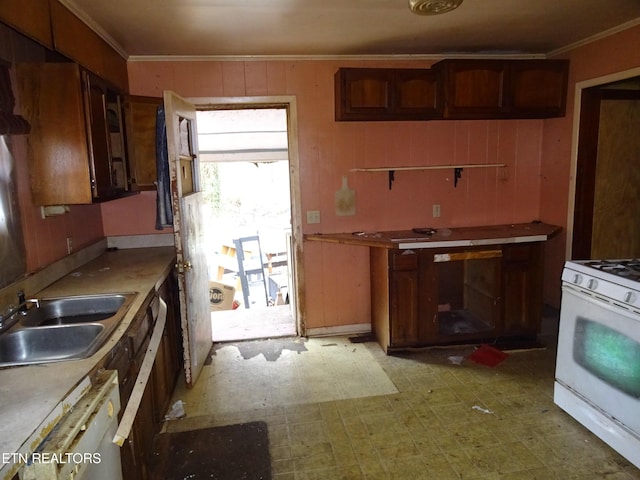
150,422,271,480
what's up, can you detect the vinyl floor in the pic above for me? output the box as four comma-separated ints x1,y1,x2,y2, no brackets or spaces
163,317,640,479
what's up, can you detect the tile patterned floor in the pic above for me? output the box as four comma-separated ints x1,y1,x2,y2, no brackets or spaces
211,304,297,342
164,332,640,479
169,337,398,416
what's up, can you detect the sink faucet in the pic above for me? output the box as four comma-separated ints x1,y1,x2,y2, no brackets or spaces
0,290,40,332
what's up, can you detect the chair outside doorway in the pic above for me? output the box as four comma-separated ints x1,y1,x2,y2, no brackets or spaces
233,235,269,309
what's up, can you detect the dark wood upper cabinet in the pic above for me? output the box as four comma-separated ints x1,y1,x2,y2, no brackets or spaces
335,68,442,121
433,59,506,118
49,0,129,92
124,96,163,191
507,60,569,117
17,62,134,205
0,0,53,49
433,59,569,119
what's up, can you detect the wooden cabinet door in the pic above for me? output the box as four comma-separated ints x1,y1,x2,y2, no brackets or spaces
389,251,419,347
17,62,93,205
83,72,112,199
83,71,133,200
506,60,569,118
436,59,569,119
502,243,543,335
0,0,52,48
417,251,438,342
124,95,163,190
335,68,391,120
393,69,441,118
335,68,441,120
17,63,133,205
49,0,128,91
436,59,506,119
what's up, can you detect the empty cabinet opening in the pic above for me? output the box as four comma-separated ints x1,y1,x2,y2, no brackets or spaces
435,250,501,336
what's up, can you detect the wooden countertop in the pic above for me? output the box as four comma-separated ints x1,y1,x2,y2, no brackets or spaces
305,222,561,250
0,247,175,479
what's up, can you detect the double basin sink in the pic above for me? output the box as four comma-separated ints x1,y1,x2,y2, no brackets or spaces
0,293,136,368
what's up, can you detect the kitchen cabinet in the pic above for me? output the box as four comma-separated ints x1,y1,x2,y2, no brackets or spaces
124,95,163,190
370,249,421,346
0,0,53,49
373,244,540,351
103,275,181,480
335,67,441,121
433,59,569,119
0,0,127,91
373,246,508,351
16,62,134,205
49,0,128,91
502,243,544,335
307,223,560,353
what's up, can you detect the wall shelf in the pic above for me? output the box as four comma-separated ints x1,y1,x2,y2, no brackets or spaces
349,163,506,189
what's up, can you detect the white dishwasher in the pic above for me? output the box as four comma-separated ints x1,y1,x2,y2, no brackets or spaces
21,370,122,480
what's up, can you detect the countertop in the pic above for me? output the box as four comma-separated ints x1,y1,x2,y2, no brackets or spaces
0,246,175,479
305,222,561,250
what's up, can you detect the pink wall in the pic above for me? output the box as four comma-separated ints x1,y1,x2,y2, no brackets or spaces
541,24,640,306
6,27,104,274
125,59,547,329
101,191,164,236
11,19,638,327
15,133,104,271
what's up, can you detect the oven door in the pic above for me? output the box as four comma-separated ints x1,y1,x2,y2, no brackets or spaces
555,283,640,435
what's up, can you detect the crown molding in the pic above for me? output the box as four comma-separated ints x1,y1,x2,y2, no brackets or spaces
549,17,640,57
56,1,640,64
127,52,547,63
57,0,129,60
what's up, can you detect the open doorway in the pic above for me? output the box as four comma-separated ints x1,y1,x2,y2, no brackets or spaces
196,106,297,342
570,72,640,260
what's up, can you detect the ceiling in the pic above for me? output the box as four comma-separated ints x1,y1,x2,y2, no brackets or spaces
63,0,640,58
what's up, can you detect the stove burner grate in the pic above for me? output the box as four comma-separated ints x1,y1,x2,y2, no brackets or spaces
583,259,640,282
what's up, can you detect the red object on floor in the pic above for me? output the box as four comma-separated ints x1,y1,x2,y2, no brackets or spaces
468,344,508,367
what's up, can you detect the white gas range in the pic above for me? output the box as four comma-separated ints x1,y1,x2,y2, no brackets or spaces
554,259,640,469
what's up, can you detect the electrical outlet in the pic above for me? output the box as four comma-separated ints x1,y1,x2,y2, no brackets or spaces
432,204,441,218
306,210,321,224
66,237,73,254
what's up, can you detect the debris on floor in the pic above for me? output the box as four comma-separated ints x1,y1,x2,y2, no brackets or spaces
472,405,494,415
468,344,509,367
164,400,186,421
447,355,465,365
348,333,377,343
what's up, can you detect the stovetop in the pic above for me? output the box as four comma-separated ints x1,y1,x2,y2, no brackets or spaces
578,259,640,283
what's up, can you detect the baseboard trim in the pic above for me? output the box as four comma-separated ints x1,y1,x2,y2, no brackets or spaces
306,323,371,338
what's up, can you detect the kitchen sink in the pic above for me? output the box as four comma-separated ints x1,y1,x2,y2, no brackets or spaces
0,324,104,365
0,293,136,367
18,293,131,327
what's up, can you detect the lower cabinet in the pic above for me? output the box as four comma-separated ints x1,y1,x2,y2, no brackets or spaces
372,243,544,352
103,273,182,480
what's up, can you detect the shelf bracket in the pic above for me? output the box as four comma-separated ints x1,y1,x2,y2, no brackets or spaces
388,170,395,190
454,167,463,188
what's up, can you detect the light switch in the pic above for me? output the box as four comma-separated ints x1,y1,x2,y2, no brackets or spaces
432,204,441,218
307,210,321,224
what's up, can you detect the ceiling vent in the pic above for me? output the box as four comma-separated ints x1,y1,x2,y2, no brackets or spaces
409,0,463,15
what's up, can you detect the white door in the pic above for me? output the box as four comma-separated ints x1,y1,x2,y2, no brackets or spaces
164,91,211,387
